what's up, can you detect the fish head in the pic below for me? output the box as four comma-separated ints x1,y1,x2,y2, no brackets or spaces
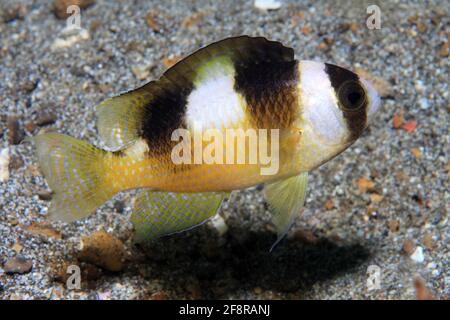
296,61,381,170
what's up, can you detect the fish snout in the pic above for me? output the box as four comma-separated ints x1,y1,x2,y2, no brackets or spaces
360,78,381,122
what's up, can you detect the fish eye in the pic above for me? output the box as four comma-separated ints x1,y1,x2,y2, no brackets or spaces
337,80,366,111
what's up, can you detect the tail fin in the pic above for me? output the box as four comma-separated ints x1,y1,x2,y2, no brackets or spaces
31,133,116,222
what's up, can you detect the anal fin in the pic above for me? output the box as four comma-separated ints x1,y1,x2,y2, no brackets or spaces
264,172,309,251
131,190,229,243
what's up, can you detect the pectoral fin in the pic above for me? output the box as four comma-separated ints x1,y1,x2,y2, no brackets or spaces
130,190,229,243
264,172,309,251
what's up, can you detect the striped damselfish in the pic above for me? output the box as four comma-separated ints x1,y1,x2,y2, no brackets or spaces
30,36,380,247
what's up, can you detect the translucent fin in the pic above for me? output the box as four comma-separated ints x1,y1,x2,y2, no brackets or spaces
31,133,115,222
95,36,295,150
96,85,150,150
131,190,228,243
264,172,309,251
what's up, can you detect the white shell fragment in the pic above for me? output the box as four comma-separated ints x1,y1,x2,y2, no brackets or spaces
52,27,90,50
209,214,228,236
410,246,425,263
0,148,10,182
254,0,282,11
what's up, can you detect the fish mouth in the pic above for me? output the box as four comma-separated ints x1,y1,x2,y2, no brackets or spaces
360,78,381,121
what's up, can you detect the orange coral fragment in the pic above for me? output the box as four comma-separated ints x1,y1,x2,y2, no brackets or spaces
324,199,335,210
370,193,384,203
402,121,417,133
411,148,421,158
392,113,404,129
163,56,181,68
357,177,375,193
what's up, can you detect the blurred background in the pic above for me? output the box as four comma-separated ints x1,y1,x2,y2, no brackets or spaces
0,0,448,299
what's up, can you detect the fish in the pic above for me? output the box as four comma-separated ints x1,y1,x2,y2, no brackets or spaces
30,36,381,246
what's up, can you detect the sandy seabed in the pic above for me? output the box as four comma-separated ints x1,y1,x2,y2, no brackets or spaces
0,0,448,299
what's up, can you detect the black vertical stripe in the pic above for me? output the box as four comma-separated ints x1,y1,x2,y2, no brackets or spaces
324,63,368,141
234,60,299,129
140,80,193,155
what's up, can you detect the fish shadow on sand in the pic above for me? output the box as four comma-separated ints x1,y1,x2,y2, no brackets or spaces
134,224,371,299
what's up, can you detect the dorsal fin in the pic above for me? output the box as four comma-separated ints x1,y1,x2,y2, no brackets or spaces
162,35,295,86
96,36,295,150
96,83,153,150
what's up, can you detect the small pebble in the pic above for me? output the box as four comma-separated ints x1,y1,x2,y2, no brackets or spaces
24,121,37,133
26,222,62,240
20,80,38,93
0,148,10,182
97,290,112,300
292,229,318,244
149,291,168,300
414,80,425,94
392,112,404,129
145,11,161,33
3,256,33,274
12,242,23,253
7,116,24,145
414,278,434,300
388,220,400,232
418,98,429,110
254,0,282,11
78,231,127,272
53,0,96,20
422,233,435,250
9,154,24,170
114,200,126,213
403,239,415,255
37,190,53,201
416,22,427,33
36,111,57,127
1,3,27,23
439,43,448,57
131,64,151,81
181,11,206,29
